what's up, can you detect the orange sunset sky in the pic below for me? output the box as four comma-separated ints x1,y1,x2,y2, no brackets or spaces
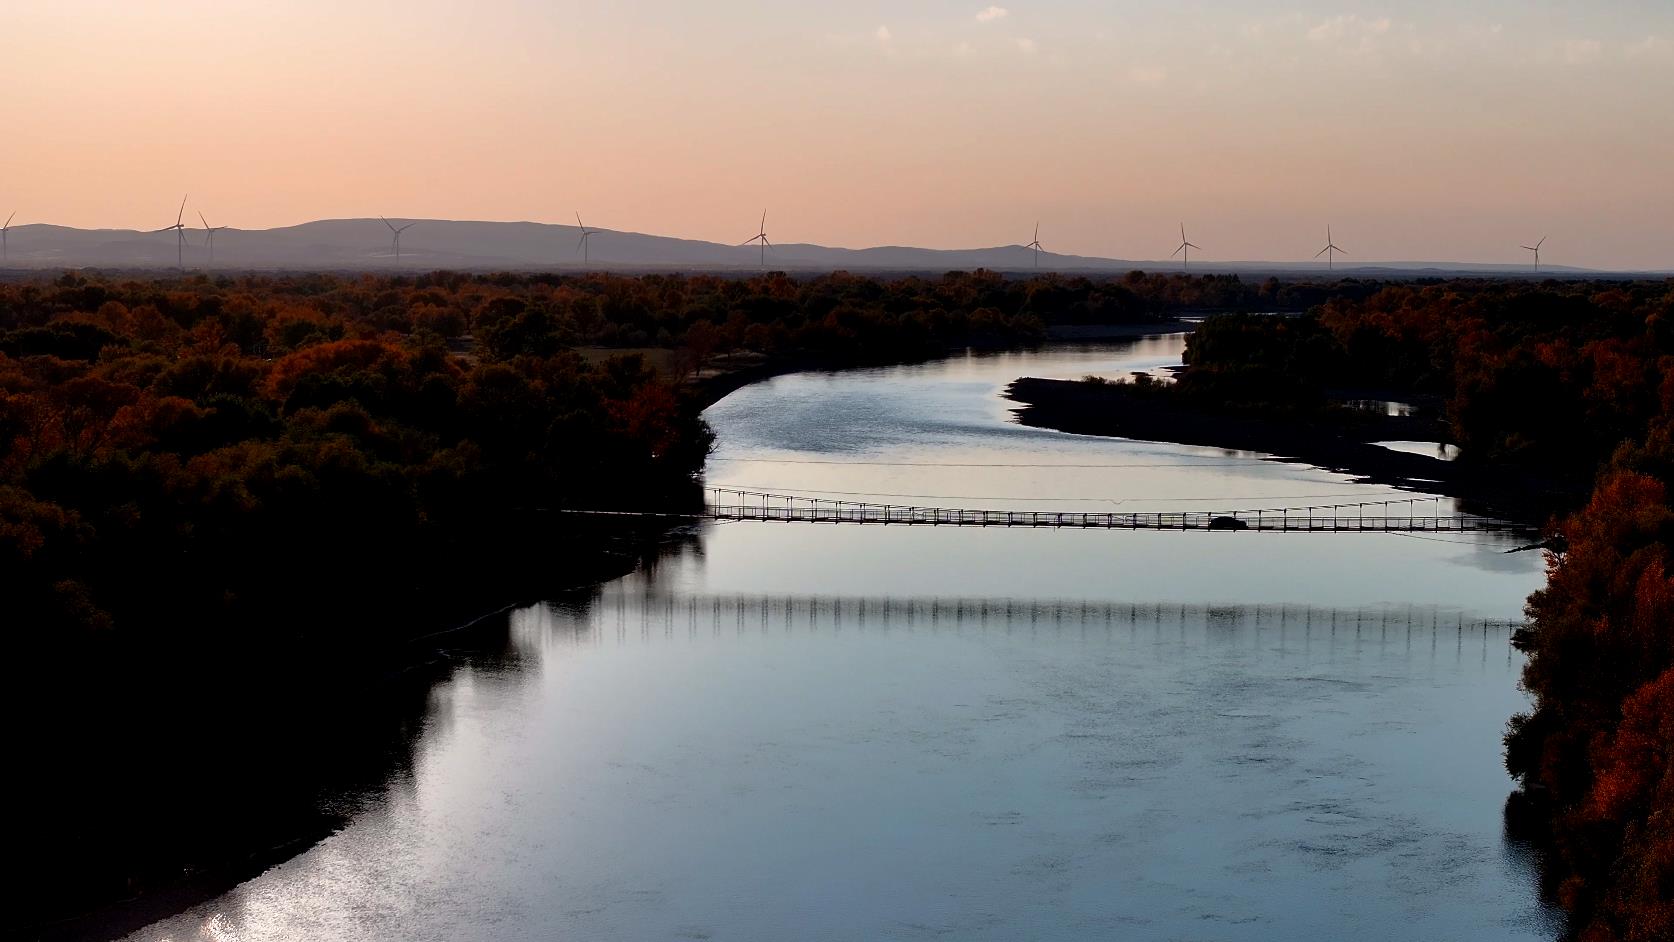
5,1,1672,268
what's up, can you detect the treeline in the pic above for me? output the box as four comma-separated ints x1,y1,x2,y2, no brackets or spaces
1181,278,1674,941
0,266,1311,657
1,280,720,652
1184,281,1674,489
0,268,1302,370
0,266,1264,645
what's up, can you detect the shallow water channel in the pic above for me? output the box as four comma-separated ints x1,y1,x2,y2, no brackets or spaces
128,336,1559,941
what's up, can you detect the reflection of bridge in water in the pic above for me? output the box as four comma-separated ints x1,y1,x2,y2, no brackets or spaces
577,489,1536,535
552,591,1524,644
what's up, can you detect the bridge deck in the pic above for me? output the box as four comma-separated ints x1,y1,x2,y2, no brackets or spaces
701,490,1529,534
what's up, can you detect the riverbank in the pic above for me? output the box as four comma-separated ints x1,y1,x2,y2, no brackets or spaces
1005,376,1573,522
1043,321,1197,341
21,517,697,942
687,319,1191,411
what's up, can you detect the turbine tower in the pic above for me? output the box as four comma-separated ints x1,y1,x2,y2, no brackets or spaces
151,195,190,271
1171,224,1202,271
740,210,771,267
1,211,14,264
199,211,229,267
1314,225,1347,271
1521,236,1547,271
1026,223,1044,269
575,212,599,267
381,217,418,265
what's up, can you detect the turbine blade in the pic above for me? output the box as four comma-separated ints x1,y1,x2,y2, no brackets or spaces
382,216,397,232
1314,246,1330,258
761,210,767,231
576,211,584,229
1186,242,1201,250
177,195,187,225
1538,236,1547,249
199,211,210,230
1171,245,1184,258
577,234,588,252
3,211,14,228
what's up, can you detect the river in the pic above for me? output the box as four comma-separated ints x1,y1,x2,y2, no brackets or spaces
124,335,1560,941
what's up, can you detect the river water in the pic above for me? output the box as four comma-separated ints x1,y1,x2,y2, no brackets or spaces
125,336,1559,941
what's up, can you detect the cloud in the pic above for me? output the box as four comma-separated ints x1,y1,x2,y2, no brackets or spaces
976,6,1009,24
1561,38,1603,65
1128,65,1167,86
1015,37,1037,55
875,25,891,44
1625,35,1671,61
1307,15,1392,45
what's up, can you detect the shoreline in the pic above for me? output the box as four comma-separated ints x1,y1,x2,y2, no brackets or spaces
1043,321,1198,341
27,525,688,942
687,319,1192,410
1004,376,1573,523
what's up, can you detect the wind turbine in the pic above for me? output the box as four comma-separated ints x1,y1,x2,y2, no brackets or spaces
1171,223,1202,270
1314,225,1347,271
2,211,14,264
199,211,229,267
575,212,598,266
1026,222,1044,269
381,217,418,265
1521,236,1547,271
152,195,190,270
740,210,771,267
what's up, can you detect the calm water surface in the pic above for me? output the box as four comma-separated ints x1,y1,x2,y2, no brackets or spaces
128,338,1558,941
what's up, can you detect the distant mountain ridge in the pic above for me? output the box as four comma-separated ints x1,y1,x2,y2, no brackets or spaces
0,218,1627,275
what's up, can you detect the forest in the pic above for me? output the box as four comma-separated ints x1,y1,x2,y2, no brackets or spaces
1167,279,1674,942
5,266,1276,651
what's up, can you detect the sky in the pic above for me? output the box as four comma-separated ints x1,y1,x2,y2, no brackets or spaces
4,1,1672,269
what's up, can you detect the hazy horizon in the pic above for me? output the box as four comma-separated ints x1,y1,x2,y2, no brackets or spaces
0,215,1656,273
6,1,1672,269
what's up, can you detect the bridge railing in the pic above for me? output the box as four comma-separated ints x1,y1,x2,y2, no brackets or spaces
701,487,1523,534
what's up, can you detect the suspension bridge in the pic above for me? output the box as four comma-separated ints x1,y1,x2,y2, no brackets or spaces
573,488,1536,535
